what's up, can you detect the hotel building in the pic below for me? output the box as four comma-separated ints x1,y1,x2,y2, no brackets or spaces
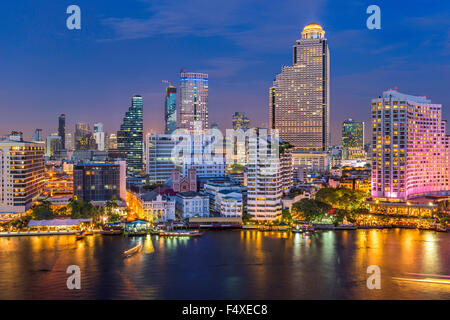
270,23,330,171
371,90,450,201
0,133,45,214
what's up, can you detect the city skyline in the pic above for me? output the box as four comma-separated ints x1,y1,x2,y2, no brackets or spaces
0,1,448,144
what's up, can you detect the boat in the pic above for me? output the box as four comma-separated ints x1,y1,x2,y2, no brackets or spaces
158,230,204,237
123,243,142,257
75,231,85,240
335,223,357,230
435,225,448,233
84,231,93,236
100,226,124,235
127,231,148,237
100,229,123,235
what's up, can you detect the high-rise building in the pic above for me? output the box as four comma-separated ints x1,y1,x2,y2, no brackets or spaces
32,129,44,143
74,161,126,202
371,90,450,201
247,129,293,221
94,123,105,151
117,95,144,174
232,112,250,131
270,23,330,170
0,133,45,213
75,123,97,150
65,133,74,151
46,134,62,157
342,119,365,160
147,134,178,184
58,114,66,150
177,71,209,133
106,133,117,150
164,85,177,134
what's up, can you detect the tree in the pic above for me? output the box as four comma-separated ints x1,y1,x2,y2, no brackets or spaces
31,201,55,220
69,199,98,219
291,198,331,223
281,208,292,224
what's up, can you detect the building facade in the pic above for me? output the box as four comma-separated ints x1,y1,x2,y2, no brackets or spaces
175,191,209,219
232,112,250,131
147,134,177,184
117,95,144,174
247,130,293,221
94,123,105,151
164,85,177,134
0,134,45,213
342,119,365,160
177,72,209,133
270,23,330,152
74,161,126,202
58,114,66,150
371,90,450,201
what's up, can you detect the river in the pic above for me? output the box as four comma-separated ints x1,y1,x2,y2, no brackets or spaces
0,229,449,299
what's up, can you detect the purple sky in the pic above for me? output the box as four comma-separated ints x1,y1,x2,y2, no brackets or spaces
0,0,448,144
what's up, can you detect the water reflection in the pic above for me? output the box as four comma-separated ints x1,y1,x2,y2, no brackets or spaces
0,230,448,299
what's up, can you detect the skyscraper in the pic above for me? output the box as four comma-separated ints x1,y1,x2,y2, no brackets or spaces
232,112,250,131
58,114,66,150
270,23,330,151
117,95,144,174
164,85,177,134
342,119,365,160
46,134,62,157
371,90,450,201
94,123,105,151
177,71,209,133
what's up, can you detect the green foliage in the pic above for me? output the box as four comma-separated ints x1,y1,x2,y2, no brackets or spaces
242,212,253,224
281,208,292,224
292,198,331,223
31,201,55,220
315,187,367,212
68,199,100,220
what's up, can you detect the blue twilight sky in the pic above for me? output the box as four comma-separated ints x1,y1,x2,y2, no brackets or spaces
0,0,449,144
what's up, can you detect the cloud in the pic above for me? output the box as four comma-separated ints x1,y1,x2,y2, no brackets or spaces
99,0,327,51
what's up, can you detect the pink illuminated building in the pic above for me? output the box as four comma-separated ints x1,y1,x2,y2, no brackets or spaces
371,90,450,201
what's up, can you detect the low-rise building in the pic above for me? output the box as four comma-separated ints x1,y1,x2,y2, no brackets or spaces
175,191,209,219
216,190,243,217
127,190,175,223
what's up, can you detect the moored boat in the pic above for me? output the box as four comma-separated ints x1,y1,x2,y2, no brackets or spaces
158,230,204,237
75,231,85,240
123,243,142,257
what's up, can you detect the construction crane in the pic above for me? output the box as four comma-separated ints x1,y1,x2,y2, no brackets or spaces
162,80,173,87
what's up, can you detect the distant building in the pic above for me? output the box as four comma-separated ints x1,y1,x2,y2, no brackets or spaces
65,133,74,151
232,112,250,130
164,85,177,134
106,133,117,150
177,71,209,133
46,134,62,157
117,95,144,174
175,191,209,219
74,161,126,202
75,123,97,150
58,114,66,150
147,134,178,184
93,123,105,151
32,129,44,143
342,119,365,160
0,134,45,213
